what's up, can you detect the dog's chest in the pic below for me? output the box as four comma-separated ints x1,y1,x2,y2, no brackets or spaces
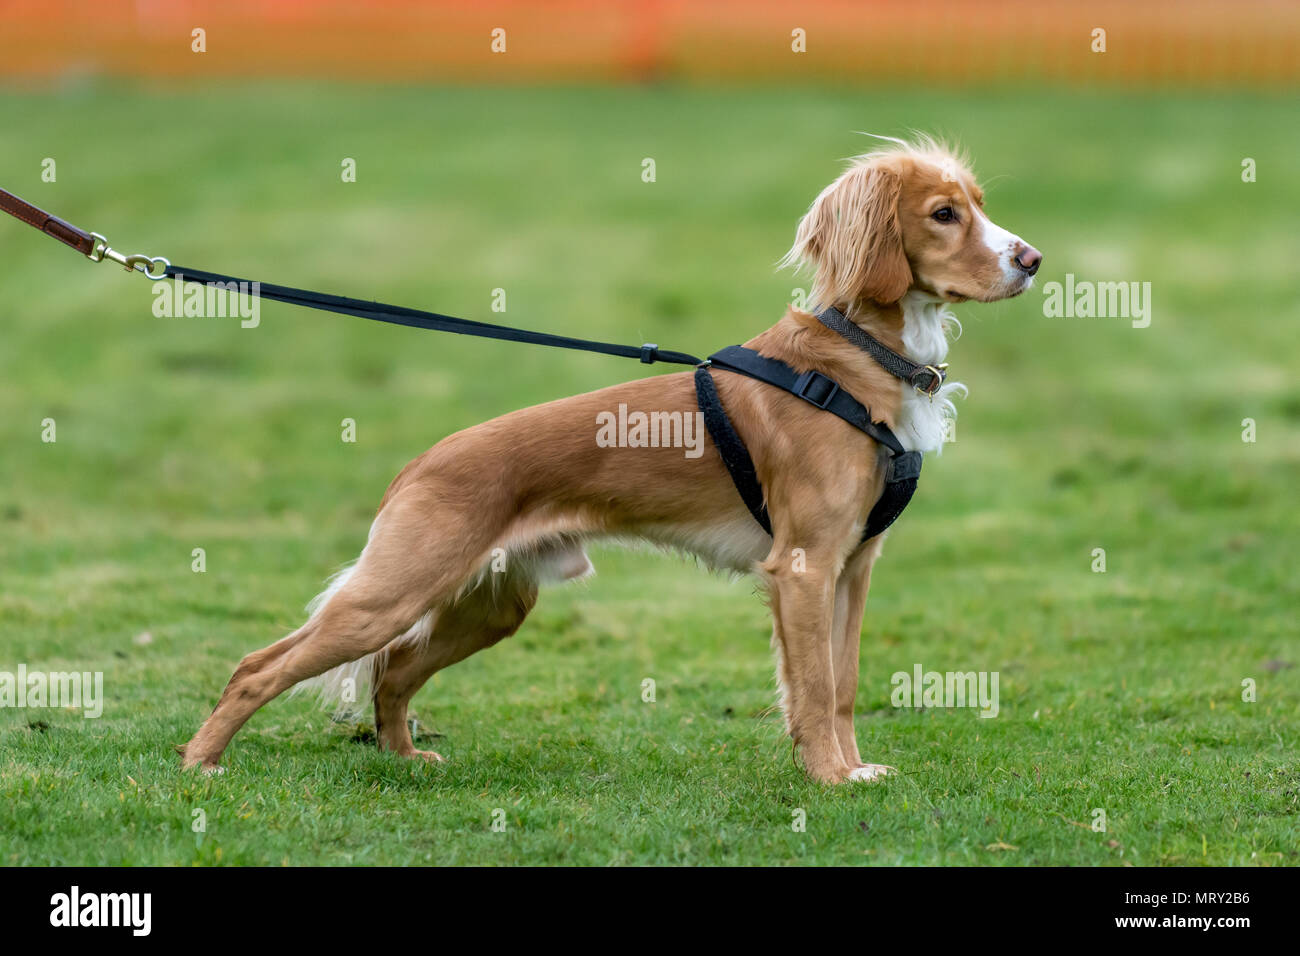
895,385,949,454
892,294,962,455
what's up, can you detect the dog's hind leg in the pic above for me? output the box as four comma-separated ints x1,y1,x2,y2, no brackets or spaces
371,573,539,760
181,492,506,772
371,541,589,759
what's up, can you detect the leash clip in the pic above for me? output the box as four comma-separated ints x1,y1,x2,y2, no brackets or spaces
87,232,170,280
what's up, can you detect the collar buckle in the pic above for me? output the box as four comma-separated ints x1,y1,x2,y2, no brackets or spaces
910,363,949,400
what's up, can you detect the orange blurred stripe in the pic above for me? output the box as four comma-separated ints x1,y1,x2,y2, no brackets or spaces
0,0,1295,86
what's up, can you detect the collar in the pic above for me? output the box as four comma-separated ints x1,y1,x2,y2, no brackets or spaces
815,306,948,398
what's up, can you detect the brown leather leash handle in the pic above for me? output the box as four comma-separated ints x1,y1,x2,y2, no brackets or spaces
0,185,169,277
0,186,96,256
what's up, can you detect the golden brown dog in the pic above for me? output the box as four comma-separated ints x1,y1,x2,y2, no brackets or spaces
183,137,1040,784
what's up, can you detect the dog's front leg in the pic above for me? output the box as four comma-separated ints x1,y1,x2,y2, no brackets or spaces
829,536,891,780
763,551,851,784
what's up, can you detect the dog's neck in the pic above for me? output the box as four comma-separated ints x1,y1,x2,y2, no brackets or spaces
843,291,953,369
840,291,963,455
760,292,964,454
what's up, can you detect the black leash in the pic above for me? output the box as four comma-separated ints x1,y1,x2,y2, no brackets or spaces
0,187,702,368
161,264,703,366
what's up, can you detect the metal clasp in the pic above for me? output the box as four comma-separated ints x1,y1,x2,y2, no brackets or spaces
912,363,949,402
87,232,170,280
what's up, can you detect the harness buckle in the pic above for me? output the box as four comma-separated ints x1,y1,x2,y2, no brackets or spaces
792,370,840,409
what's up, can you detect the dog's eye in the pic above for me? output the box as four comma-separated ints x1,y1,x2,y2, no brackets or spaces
932,207,956,223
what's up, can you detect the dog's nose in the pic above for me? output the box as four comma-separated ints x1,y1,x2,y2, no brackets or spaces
1014,245,1042,276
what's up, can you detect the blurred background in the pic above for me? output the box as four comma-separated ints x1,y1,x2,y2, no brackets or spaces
4,0,1299,85
1,1,1297,865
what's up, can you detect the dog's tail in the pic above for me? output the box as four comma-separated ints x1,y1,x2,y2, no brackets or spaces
287,563,436,719
287,563,368,717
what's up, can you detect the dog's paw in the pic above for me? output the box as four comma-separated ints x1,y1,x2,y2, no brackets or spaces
179,747,226,775
180,760,226,776
181,758,226,776
393,749,445,764
848,763,893,783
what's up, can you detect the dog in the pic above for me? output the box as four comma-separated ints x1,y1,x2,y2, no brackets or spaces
182,136,1040,784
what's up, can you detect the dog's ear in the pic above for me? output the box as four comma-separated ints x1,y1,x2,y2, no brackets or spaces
782,161,912,308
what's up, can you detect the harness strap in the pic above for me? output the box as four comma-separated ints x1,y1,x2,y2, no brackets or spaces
694,368,772,534
698,346,922,544
708,345,906,453
862,447,922,540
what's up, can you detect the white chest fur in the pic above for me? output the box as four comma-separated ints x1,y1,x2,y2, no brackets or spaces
894,291,967,454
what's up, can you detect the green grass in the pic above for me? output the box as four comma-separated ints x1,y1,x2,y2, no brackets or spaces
0,82,1297,865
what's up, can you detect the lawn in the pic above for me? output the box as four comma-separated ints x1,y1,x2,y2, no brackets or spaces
0,82,1296,865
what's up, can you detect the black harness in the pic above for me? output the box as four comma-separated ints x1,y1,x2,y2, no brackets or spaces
694,307,947,543
0,188,948,547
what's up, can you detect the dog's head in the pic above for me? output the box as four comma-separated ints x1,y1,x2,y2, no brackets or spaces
782,137,1041,310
